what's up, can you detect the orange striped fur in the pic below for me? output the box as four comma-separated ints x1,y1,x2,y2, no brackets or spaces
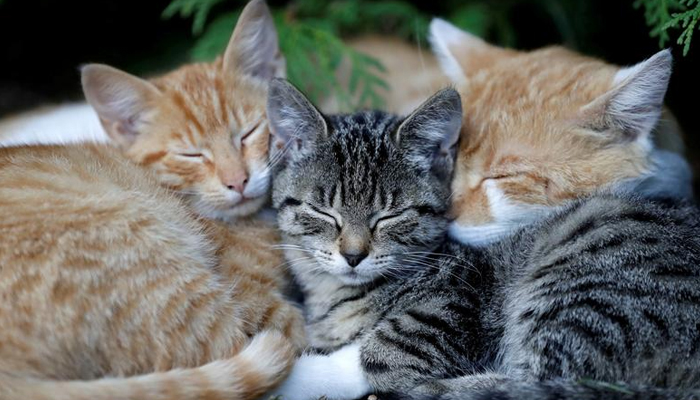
0,144,305,400
429,19,688,245
82,0,285,222
0,2,305,399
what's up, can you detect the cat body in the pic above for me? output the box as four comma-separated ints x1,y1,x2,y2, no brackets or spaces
284,192,700,400
0,1,307,399
0,144,305,400
265,80,700,400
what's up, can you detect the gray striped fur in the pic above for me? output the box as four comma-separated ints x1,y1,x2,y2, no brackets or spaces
268,80,700,399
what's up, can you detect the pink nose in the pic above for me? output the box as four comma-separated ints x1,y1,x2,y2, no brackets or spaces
221,172,248,193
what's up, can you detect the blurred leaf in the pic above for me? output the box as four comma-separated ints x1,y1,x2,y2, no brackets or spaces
187,5,387,109
163,0,230,35
168,0,693,109
449,3,492,38
191,11,240,60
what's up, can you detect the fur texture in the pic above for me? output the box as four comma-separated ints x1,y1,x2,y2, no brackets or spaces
0,144,306,400
428,19,693,245
1,0,284,222
267,81,700,400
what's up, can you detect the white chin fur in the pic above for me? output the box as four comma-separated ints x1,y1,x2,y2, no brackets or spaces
448,222,518,246
452,181,552,246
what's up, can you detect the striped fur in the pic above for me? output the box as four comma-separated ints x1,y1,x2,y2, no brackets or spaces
0,144,306,399
268,83,700,400
0,0,283,222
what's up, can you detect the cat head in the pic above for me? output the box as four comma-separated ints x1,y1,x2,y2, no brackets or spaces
268,79,461,286
81,0,284,221
430,18,674,245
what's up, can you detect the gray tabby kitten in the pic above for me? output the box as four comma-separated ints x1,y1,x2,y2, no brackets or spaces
266,78,700,400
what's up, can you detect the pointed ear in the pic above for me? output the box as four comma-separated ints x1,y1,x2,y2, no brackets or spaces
582,49,672,144
395,88,462,178
223,0,285,80
267,78,327,162
81,64,162,149
429,18,510,84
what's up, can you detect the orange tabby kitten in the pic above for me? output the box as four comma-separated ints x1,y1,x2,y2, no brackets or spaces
0,144,305,400
0,1,306,399
429,19,693,245
0,0,285,222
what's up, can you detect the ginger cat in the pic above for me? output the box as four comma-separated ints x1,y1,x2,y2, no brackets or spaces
0,144,305,400
1,0,285,222
0,1,306,399
429,19,693,246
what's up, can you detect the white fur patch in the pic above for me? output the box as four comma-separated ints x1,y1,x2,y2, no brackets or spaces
270,343,371,400
449,181,552,246
449,222,518,247
0,103,108,147
429,18,485,85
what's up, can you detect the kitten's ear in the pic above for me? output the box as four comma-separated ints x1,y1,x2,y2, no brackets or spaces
82,64,162,149
267,78,327,161
429,18,510,84
223,0,285,80
582,49,672,144
395,88,462,178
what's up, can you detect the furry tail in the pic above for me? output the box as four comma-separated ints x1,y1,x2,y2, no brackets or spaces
0,330,295,400
388,377,700,400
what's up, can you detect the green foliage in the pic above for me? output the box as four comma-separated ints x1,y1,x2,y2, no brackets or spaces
166,0,439,110
163,0,228,35
163,0,695,110
162,0,545,110
636,0,700,55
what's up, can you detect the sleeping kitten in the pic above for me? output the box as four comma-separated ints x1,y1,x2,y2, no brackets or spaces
428,19,693,245
0,2,306,399
266,79,700,400
0,0,285,222
0,144,306,400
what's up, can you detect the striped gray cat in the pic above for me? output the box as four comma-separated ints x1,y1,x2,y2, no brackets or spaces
266,78,700,400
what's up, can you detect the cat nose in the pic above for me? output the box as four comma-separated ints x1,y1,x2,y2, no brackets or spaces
342,252,368,268
222,172,248,193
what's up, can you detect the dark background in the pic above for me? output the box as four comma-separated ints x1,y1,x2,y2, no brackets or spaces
1,0,698,191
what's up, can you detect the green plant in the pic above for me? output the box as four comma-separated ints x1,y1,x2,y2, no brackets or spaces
165,0,442,110
636,0,700,55
164,0,695,111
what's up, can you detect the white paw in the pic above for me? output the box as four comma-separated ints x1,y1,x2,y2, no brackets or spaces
270,343,372,400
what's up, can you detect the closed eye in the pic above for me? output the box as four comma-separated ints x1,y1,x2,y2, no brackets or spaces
370,213,403,233
241,123,261,143
486,174,513,180
176,152,204,160
308,205,342,230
